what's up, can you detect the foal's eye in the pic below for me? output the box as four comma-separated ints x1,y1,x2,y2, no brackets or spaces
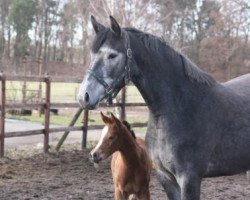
108,53,117,59
108,136,115,145
109,136,114,140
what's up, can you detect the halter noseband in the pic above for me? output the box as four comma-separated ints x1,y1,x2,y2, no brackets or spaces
88,31,133,104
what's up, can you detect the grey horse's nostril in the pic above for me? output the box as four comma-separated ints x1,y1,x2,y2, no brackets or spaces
85,92,89,103
93,152,97,159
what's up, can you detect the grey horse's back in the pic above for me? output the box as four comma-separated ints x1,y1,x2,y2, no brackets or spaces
223,73,250,100
205,73,250,177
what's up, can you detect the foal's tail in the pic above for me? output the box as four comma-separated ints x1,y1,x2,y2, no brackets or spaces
122,120,136,139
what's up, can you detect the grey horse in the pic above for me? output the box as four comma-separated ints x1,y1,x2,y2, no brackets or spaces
78,16,250,200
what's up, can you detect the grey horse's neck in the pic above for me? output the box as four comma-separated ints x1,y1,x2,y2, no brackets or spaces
128,30,216,119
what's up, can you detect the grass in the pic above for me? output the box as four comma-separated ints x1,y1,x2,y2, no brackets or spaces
6,81,80,103
7,111,148,126
6,81,143,103
7,112,83,126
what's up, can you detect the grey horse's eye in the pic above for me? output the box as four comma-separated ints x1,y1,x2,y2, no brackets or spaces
108,53,117,59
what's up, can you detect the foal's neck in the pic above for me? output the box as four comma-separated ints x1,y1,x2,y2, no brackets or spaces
118,129,140,165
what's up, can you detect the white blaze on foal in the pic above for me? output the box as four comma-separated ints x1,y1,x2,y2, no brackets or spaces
90,125,109,168
93,126,109,153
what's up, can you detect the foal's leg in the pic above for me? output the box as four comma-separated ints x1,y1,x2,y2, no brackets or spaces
157,169,181,200
114,188,126,200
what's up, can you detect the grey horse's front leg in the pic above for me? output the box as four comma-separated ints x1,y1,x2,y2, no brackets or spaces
178,172,202,200
157,169,181,200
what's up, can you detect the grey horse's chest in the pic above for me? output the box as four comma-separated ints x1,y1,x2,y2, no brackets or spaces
145,118,175,168
145,114,217,174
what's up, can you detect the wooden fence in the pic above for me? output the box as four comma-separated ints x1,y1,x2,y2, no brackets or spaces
0,73,147,157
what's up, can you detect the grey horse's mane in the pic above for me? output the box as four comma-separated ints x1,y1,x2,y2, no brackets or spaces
125,28,216,86
180,54,216,86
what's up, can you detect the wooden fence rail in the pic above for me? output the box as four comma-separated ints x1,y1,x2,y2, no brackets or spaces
0,74,147,157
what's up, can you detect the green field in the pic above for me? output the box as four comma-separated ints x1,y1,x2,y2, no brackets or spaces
6,81,143,103
6,81,80,103
6,81,146,127
7,111,147,126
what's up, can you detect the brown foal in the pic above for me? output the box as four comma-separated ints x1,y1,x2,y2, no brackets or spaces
90,112,151,200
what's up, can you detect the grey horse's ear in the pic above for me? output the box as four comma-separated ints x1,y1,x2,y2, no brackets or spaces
91,15,105,34
109,16,121,37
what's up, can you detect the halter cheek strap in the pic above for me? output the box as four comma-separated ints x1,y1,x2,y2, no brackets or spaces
125,48,132,84
88,30,133,104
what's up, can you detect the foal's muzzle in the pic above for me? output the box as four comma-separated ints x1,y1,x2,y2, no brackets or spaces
89,152,102,164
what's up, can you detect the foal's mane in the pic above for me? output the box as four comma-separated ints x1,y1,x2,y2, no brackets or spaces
122,120,136,139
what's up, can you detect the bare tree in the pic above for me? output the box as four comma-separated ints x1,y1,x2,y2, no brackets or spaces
0,0,248,79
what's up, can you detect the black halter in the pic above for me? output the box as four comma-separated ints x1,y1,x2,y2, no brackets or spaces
88,30,133,104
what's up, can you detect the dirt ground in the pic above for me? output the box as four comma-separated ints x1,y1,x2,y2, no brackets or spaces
0,150,249,200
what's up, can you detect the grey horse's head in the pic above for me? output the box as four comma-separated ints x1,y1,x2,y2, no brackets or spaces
78,16,129,109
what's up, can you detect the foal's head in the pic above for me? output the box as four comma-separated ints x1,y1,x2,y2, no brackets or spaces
89,112,133,164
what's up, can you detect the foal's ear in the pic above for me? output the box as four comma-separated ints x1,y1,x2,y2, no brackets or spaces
100,112,112,124
109,16,121,37
91,15,105,34
110,113,121,125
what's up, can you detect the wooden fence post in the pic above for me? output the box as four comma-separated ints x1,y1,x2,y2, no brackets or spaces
22,56,27,105
44,74,51,153
82,109,89,149
0,73,5,157
38,57,43,116
120,87,126,121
